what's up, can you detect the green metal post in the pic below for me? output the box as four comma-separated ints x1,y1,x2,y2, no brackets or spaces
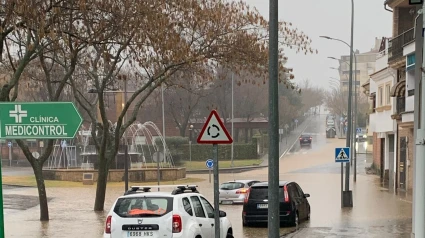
0,158,5,238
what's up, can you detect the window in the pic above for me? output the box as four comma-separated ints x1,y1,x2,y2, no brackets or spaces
200,197,215,218
182,197,193,216
378,86,384,106
385,84,391,105
113,197,172,217
287,184,301,199
220,182,244,190
295,184,305,197
190,196,206,218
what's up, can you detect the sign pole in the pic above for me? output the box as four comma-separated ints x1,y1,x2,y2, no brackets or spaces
0,157,5,238
212,144,220,238
8,144,11,167
341,163,343,208
196,109,233,238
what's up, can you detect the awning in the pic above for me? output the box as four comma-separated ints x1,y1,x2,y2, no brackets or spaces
390,80,405,97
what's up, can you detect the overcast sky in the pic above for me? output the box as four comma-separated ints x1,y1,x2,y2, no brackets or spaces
243,0,392,89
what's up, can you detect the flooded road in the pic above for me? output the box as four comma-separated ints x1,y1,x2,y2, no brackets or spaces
2,115,413,237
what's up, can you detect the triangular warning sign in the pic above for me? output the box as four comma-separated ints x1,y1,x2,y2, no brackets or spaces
337,149,348,160
197,110,233,144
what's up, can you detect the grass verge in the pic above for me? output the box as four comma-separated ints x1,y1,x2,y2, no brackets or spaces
2,175,204,188
182,159,263,170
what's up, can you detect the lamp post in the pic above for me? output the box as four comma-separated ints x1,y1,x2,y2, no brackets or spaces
320,0,355,208
189,125,193,162
328,54,358,177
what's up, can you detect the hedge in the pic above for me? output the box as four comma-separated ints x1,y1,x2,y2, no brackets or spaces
178,143,257,161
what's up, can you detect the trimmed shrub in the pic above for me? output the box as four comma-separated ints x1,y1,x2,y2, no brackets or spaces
179,143,257,161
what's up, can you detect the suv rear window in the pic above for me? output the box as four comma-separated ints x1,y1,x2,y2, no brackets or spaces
113,197,173,217
220,182,244,190
249,186,283,199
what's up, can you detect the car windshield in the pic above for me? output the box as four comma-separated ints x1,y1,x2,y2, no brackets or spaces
220,182,245,190
113,197,172,217
301,135,310,138
249,186,284,200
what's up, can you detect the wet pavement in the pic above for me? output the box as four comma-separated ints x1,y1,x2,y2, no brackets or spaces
1,114,413,237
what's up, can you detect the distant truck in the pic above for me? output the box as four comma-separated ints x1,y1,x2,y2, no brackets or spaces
326,126,336,138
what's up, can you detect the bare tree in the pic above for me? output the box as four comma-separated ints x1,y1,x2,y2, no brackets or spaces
165,68,212,137
68,0,314,211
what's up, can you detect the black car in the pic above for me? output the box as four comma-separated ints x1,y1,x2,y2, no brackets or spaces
242,181,310,227
299,134,312,146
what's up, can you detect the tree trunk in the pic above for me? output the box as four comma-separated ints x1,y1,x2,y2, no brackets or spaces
94,155,110,211
33,162,49,221
179,127,186,137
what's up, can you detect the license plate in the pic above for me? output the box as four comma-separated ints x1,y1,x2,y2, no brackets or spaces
257,204,268,209
304,139,308,141
222,200,233,205
127,231,154,237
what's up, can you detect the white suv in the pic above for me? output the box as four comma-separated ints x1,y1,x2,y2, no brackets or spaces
104,185,233,238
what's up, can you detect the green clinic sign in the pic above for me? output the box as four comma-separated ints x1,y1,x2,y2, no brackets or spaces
0,102,83,139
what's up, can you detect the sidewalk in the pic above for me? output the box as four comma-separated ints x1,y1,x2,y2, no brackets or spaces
262,116,313,166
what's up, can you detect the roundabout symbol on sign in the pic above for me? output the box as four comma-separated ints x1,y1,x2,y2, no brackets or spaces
207,124,220,138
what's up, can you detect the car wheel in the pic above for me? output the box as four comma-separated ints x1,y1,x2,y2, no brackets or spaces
291,211,299,227
307,207,311,220
243,220,250,227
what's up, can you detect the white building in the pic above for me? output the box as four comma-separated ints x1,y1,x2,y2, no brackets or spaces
368,38,397,191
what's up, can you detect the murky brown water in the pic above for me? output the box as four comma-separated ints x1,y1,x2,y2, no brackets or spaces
3,116,413,237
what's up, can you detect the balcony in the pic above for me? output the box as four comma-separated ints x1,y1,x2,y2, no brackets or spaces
388,27,414,64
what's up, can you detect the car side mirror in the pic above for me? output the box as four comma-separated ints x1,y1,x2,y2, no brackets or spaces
304,193,310,198
219,210,227,217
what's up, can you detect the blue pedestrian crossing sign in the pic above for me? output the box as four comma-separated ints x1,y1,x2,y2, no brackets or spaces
335,147,350,163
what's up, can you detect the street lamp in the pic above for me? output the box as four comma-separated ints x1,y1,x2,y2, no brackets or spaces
189,125,194,162
320,0,355,208
328,53,359,172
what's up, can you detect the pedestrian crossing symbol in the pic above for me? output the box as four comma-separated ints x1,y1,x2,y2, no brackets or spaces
335,147,350,163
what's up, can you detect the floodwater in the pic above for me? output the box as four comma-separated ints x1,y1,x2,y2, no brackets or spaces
2,115,413,237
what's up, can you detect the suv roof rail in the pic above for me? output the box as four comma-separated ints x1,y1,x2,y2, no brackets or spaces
124,186,152,195
172,185,199,195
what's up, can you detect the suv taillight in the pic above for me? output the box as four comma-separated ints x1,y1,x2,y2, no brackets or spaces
283,185,290,203
172,215,182,233
244,188,251,203
105,215,112,234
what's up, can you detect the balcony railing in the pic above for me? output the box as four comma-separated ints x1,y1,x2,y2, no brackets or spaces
388,28,414,64
397,97,406,114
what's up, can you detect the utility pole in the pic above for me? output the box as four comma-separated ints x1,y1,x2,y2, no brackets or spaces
343,0,354,207
412,4,423,236
231,73,234,170
124,78,129,192
268,0,280,237
354,56,358,182
413,2,425,237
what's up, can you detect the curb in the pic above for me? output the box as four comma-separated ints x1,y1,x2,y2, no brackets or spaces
2,184,35,188
279,118,311,159
186,165,268,174
280,228,300,237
